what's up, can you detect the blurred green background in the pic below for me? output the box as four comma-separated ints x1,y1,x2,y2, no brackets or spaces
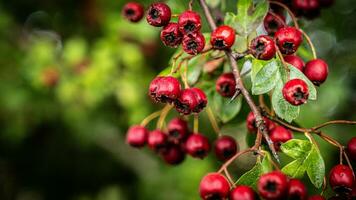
0,0,355,199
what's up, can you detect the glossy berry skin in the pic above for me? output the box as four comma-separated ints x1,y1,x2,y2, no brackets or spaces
175,87,207,115
257,171,289,200
264,12,286,35
329,164,355,194
126,125,149,148
308,195,326,200
122,2,145,22
284,55,305,72
199,173,230,200
246,111,275,133
149,76,181,103
230,185,259,200
210,25,236,49
185,133,210,159
282,79,309,106
160,145,185,165
167,118,190,144
214,135,239,162
287,179,307,200
249,35,276,60
146,3,171,27
160,23,183,48
303,59,329,86
275,27,303,55
178,11,202,35
182,33,205,55
148,130,167,152
190,88,208,113
269,126,293,151
216,73,236,97
347,137,356,161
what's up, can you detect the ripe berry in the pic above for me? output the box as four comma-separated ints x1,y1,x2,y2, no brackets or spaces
249,35,276,60
214,135,239,161
246,111,275,133
347,137,356,161
149,76,181,103
292,0,320,12
210,25,236,50
160,145,185,165
160,22,183,48
182,33,206,55
148,130,167,152
146,2,171,27
264,12,286,35
126,125,149,148
216,73,236,97
329,164,355,194
287,179,307,200
185,133,210,159
167,118,190,144
308,195,326,200
282,79,309,106
175,87,207,115
269,126,293,151
275,27,303,55
178,10,202,35
257,171,289,200
199,173,230,200
122,2,144,22
303,59,329,86
284,55,305,72
230,185,259,200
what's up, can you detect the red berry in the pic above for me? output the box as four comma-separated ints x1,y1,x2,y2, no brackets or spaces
214,135,239,161
292,0,320,12
257,171,289,200
199,173,230,200
282,79,309,106
126,125,149,148
246,111,274,133
190,88,208,113
269,126,293,151
230,185,258,200
210,25,236,49
308,195,326,200
182,32,206,55
303,59,329,86
216,73,236,98
175,87,207,115
122,2,145,22
167,118,190,144
146,2,171,27
149,76,181,103
347,137,356,161
178,10,202,35
275,27,303,55
160,145,185,165
249,35,276,60
287,179,307,200
185,133,210,159
160,22,183,48
329,164,355,194
264,12,286,35
148,130,168,152
284,55,305,72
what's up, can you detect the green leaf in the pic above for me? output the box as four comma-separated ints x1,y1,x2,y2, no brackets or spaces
282,159,307,178
251,59,281,95
212,91,242,123
289,64,317,100
280,139,312,159
306,146,325,188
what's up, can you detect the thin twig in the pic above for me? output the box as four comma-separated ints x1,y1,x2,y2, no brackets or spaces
269,1,299,29
140,110,162,127
300,29,317,59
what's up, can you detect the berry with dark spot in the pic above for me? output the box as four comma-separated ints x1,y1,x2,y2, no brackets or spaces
284,55,305,72
160,145,185,165
167,118,190,144
214,135,239,161
126,125,149,148
249,35,276,60
216,73,236,97
149,76,181,103
264,12,286,35
269,126,293,151
287,179,307,200
148,130,168,152
178,10,202,35
210,25,236,50
122,2,144,22
258,171,289,200
146,2,171,27
199,173,230,200
174,87,207,115
303,59,329,86
160,22,183,48
282,79,309,106
275,27,303,55
185,133,211,159
329,164,355,195
182,32,206,55
347,137,356,161
230,185,259,200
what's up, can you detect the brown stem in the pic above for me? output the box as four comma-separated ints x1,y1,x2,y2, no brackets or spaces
300,29,317,59
269,1,299,29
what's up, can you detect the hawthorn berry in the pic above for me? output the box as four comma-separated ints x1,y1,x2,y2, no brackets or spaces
308,195,326,200
190,88,208,113
126,125,149,148
178,10,202,35
214,135,239,161
303,59,329,86
167,118,190,144
182,33,206,55
284,55,305,72
287,179,307,200
257,171,289,200
347,137,356,161
210,25,236,50
160,22,183,48
282,79,309,106
216,73,236,97
246,111,275,133
148,130,167,152
230,185,259,200
275,26,303,55
160,145,185,165
149,76,181,103
292,0,320,12
249,35,276,60
264,12,286,35
329,164,355,194
199,173,230,200
146,2,171,27
122,2,144,22
175,87,207,115
269,126,293,151
185,133,211,159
